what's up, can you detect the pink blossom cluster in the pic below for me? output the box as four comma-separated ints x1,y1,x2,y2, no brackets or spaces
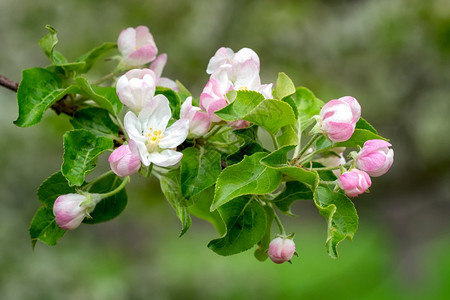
313,96,394,197
200,47,273,128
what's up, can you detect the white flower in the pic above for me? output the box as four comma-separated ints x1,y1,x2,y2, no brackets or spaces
124,95,189,167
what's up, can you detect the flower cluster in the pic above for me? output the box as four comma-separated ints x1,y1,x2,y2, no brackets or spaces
18,25,396,263
312,97,394,197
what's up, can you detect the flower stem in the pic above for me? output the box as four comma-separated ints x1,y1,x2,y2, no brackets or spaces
203,125,222,140
83,171,113,190
269,203,286,235
93,72,115,85
291,134,320,165
98,176,130,199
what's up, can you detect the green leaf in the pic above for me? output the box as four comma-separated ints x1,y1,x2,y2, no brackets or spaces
356,117,378,134
62,129,113,187
37,172,77,209
215,90,265,121
39,25,66,65
83,173,127,224
180,147,221,199
160,169,192,236
274,72,296,100
155,87,182,119
334,129,388,148
226,143,268,166
176,80,192,101
206,127,242,156
14,68,79,127
254,205,274,261
272,181,313,215
261,145,318,187
71,107,119,138
294,87,324,130
277,125,298,148
208,196,266,256
313,185,359,259
75,76,121,115
243,99,297,135
232,125,259,145
212,152,282,211
29,207,66,248
75,42,117,74
188,187,226,235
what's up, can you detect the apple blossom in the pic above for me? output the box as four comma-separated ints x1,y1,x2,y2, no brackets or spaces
267,237,296,264
108,144,141,177
118,26,158,67
124,95,189,167
338,169,372,197
318,96,361,142
116,69,157,112
180,96,211,137
200,47,273,124
355,139,394,177
53,193,101,230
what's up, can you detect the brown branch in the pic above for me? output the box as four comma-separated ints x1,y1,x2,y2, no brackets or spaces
0,75,18,92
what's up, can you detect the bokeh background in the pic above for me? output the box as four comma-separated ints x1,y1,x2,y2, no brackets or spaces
1,0,449,299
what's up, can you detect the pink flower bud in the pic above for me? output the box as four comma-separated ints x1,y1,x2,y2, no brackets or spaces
118,26,158,67
356,139,394,177
319,96,361,142
108,144,141,177
116,69,157,112
180,97,211,137
338,169,371,197
53,193,101,230
267,237,296,264
200,78,231,123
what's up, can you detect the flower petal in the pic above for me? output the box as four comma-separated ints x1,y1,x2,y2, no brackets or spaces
148,150,183,167
139,94,171,131
159,119,189,149
124,111,145,142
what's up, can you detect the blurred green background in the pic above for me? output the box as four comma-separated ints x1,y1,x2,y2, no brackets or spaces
1,0,450,299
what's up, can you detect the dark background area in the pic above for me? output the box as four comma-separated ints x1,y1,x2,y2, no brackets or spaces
1,0,449,299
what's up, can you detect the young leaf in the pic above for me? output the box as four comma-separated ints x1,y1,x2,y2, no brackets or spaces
160,169,192,237
75,42,117,74
243,99,296,135
208,196,266,256
261,145,318,187
70,107,119,138
188,187,226,235
226,143,268,166
14,68,79,127
334,129,388,148
39,25,67,65
254,205,275,261
212,152,282,211
294,87,324,130
215,90,265,121
155,87,181,119
355,117,378,134
313,185,359,259
274,72,296,100
74,76,121,115
83,173,127,224
37,172,77,208
29,207,66,248
272,181,313,215
62,129,113,187
180,147,221,199
277,125,298,148
175,80,192,101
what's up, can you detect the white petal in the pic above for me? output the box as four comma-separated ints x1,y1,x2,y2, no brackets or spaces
139,94,171,131
148,150,183,167
118,28,136,57
157,77,179,91
124,111,145,142
180,96,193,119
129,138,150,166
149,53,167,78
159,119,189,149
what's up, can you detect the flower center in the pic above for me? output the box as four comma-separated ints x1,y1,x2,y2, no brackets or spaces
145,127,164,152
238,86,248,91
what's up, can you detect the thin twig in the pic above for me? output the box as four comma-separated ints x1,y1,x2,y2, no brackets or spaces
0,75,18,92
